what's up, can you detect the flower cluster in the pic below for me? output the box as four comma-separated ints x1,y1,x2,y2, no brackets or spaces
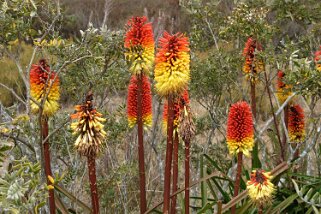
127,75,153,128
288,104,305,143
30,59,60,116
33,38,63,47
70,93,106,157
154,32,190,96
247,169,275,206
314,46,321,71
276,70,292,104
226,101,254,156
242,37,264,81
163,90,190,130
124,16,155,75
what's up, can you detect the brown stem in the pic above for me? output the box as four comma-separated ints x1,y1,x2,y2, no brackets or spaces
137,73,147,213
42,118,56,214
231,152,243,214
250,81,259,168
163,95,174,214
171,130,179,214
217,200,222,214
88,156,99,214
264,72,284,162
258,205,263,214
184,138,190,214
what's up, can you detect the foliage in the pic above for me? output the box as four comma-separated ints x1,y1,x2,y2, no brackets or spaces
0,158,46,213
1,0,321,213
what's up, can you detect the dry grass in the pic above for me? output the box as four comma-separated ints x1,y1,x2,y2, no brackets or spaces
0,43,38,106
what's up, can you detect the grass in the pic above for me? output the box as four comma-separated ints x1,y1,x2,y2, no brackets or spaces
0,43,36,106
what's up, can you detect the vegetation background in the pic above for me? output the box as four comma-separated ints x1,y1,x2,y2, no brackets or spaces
1,0,321,213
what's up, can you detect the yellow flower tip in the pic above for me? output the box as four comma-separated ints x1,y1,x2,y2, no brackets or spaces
247,169,275,206
143,114,153,128
227,137,254,157
128,117,137,128
47,175,55,184
47,185,55,190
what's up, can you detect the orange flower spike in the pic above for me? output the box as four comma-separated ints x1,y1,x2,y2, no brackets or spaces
314,46,321,71
30,59,60,116
288,104,305,143
226,101,254,156
242,37,255,57
276,70,292,104
247,169,275,206
155,32,190,96
124,16,155,75
242,37,264,80
127,75,153,128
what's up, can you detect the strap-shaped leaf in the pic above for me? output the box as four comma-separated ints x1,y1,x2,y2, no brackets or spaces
292,179,321,208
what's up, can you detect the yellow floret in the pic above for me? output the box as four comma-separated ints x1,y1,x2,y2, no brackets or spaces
226,136,254,156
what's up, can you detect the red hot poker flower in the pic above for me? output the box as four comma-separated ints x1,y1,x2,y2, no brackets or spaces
288,104,305,143
30,59,60,116
70,93,106,157
242,37,264,80
226,101,254,156
124,16,155,74
154,32,190,96
247,169,275,206
277,70,286,89
276,70,292,104
127,74,153,128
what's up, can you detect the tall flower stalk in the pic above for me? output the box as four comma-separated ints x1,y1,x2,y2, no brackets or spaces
70,92,106,214
163,90,190,214
155,31,190,214
178,93,195,214
30,59,60,214
242,37,263,168
226,101,254,214
124,16,154,214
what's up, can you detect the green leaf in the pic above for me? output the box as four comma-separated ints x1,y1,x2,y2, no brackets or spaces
197,201,216,214
237,201,253,214
211,178,230,202
270,193,299,213
203,154,224,173
55,185,91,212
200,155,207,207
206,179,218,201
251,142,261,169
